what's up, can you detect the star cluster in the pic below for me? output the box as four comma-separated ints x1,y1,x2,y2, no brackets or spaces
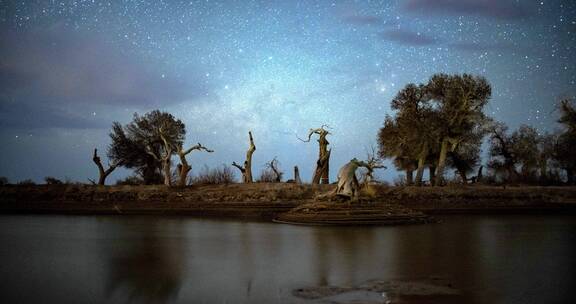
0,0,574,182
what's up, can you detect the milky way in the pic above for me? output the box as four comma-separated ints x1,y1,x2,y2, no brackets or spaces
0,0,574,183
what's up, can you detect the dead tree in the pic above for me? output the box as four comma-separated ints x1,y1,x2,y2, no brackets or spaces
300,125,331,184
176,143,213,187
265,157,283,182
336,157,386,200
232,131,256,183
294,166,302,184
92,148,119,185
360,149,387,186
335,158,362,199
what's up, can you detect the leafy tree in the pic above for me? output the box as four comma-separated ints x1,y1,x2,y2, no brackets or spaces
378,116,417,185
554,99,576,184
425,73,491,185
446,123,486,183
109,110,185,186
390,83,437,185
488,122,518,182
511,125,540,179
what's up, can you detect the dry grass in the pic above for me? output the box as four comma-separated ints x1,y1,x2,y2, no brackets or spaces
191,165,236,185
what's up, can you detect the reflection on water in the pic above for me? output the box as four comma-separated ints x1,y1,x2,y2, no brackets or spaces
103,220,186,303
0,215,574,303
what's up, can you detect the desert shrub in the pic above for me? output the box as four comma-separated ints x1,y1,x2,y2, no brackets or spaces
44,176,64,185
257,168,277,183
116,175,144,185
191,165,236,185
0,177,8,185
17,179,36,185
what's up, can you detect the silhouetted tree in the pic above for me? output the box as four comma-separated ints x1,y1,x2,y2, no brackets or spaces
554,99,576,184
92,148,120,185
488,122,519,182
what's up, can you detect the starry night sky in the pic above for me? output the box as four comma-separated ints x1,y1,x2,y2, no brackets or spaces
0,0,575,183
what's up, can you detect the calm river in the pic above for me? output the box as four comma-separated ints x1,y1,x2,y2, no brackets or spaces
0,214,574,304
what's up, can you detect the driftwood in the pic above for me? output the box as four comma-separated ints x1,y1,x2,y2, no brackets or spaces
300,125,331,184
92,148,119,185
176,143,213,186
232,131,256,183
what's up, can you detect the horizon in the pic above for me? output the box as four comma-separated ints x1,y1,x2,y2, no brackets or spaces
1,0,575,184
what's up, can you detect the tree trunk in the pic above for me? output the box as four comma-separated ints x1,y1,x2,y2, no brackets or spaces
178,163,191,187
232,132,256,183
415,154,427,186
458,168,468,184
567,168,574,185
294,166,301,184
429,166,436,186
162,158,171,186
406,170,414,185
177,143,213,187
335,160,361,199
539,160,547,183
245,131,256,183
313,135,330,184
434,138,456,186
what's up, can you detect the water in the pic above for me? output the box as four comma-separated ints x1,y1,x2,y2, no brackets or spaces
0,214,574,304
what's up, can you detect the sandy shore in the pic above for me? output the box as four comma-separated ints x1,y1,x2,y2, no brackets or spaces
1,184,575,220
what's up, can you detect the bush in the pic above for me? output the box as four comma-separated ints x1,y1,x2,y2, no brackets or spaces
17,179,36,185
257,168,277,183
44,176,63,185
191,165,236,185
116,175,144,185
0,176,8,185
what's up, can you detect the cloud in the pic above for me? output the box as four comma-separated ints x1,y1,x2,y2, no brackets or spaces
0,27,211,129
0,102,107,129
402,0,530,20
380,29,437,46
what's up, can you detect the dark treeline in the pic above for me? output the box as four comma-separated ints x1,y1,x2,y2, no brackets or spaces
378,73,576,186
2,73,575,187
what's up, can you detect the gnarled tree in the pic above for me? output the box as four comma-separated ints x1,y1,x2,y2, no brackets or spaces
232,131,256,183
92,148,119,185
300,125,331,184
264,157,283,182
336,157,385,200
176,143,213,187
108,111,185,185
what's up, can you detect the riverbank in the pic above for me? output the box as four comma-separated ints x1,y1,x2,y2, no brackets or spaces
1,184,575,220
